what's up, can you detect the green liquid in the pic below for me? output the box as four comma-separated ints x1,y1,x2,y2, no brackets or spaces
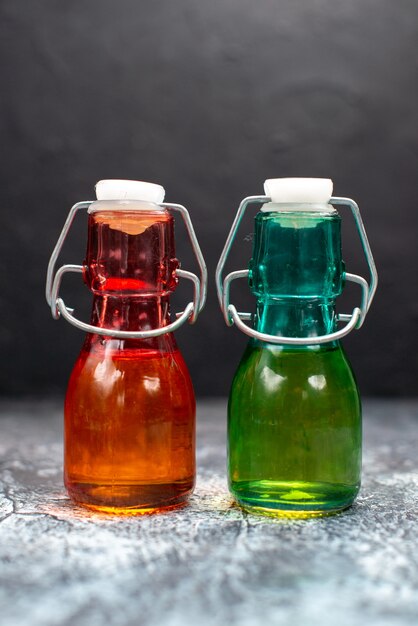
228,343,361,517
227,208,362,517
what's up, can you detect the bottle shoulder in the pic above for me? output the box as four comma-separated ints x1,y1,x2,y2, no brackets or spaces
69,337,191,384
66,340,194,409
232,342,358,396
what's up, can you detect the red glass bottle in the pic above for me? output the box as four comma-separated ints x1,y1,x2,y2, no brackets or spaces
47,180,206,514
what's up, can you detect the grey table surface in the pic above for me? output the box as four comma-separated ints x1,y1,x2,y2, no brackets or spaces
0,399,417,626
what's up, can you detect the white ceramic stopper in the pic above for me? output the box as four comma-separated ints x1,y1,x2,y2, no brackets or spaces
264,178,333,204
95,179,165,204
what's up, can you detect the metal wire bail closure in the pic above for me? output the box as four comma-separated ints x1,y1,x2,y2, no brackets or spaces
215,195,378,346
46,201,207,339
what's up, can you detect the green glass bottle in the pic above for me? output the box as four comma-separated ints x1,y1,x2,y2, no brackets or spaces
216,178,377,518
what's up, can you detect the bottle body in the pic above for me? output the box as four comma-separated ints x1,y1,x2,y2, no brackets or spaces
227,208,361,517
228,341,361,516
65,331,195,513
64,205,196,513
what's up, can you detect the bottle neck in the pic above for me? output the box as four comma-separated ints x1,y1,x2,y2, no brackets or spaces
81,208,179,352
249,210,343,299
248,210,343,346
84,209,178,297
85,295,176,352
254,298,337,339
90,294,171,332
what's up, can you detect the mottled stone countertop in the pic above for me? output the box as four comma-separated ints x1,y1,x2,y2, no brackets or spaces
0,399,417,626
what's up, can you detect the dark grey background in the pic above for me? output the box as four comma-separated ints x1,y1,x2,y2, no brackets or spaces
1,0,417,398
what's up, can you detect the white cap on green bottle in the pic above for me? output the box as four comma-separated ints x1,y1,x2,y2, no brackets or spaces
262,178,333,210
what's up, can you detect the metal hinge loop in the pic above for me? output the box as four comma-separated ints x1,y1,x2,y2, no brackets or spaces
46,200,207,336
215,195,378,344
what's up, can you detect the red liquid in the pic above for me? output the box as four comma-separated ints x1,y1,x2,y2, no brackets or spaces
64,207,196,513
65,342,195,513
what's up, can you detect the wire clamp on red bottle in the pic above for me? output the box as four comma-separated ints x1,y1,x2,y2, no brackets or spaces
46,180,207,338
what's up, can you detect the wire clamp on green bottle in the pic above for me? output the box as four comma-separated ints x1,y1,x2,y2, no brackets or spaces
215,179,377,345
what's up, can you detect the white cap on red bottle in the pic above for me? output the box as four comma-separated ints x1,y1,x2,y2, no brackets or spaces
95,179,165,204
262,178,333,210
